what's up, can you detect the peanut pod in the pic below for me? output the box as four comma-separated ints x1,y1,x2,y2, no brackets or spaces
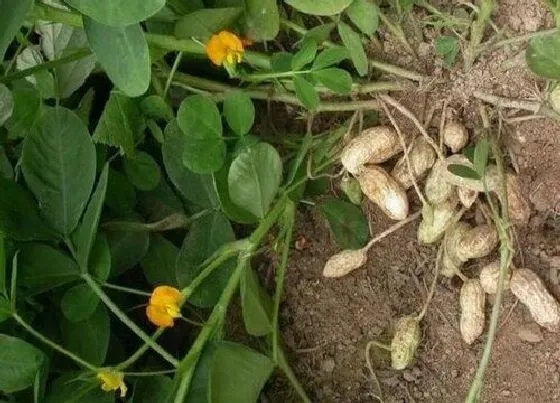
479,260,511,294
418,199,459,244
357,166,409,220
341,126,402,175
510,268,560,332
460,279,486,344
457,187,478,209
391,315,421,370
424,159,455,205
392,137,436,189
323,248,368,278
455,224,498,262
441,222,471,277
443,122,469,153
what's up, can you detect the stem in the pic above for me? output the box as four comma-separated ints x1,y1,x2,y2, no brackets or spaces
463,0,495,72
465,132,513,401
82,273,179,367
473,91,560,121
488,28,557,51
163,51,183,99
272,202,296,363
101,212,196,232
101,282,151,297
0,49,91,84
174,257,249,402
363,211,421,251
115,328,166,370
242,70,312,81
13,314,98,372
277,343,312,403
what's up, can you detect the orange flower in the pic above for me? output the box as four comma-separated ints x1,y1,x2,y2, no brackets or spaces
146,285,182,328
97,370,127,397
206,31,245,66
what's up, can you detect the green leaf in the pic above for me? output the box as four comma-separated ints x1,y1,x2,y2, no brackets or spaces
213,160,259,224
18,244,80,294
291,39,318,70
84,18,150,97
147,119,165,143
0,237,5,296
0,147,12,180
346,0,379,36
5,81,42,139
285,0,353,16
61,283,100,322
473,136,489,177
447,164,481,180
133,376,173,403
93,91,145,157
65,0,166,26
44,376,113,403
526,33,560,79
240,265,273,336
22,107,96,235
182,135,226,174
0,334,44,393
124,151,162,191
175,8,243,40
312,46,350,69
0,296,10,323
312,68,352,94
228,143,282,218
15,46,56,99
338,22,368,76
0,0,33,59
177,95,222,140
141,234,179,286
0,176,57,241
243,0,279,41
0,84,14,126
270,52,293,72
176,211,236,307
90,234,111,281
293,75,319,110
107,226,150,277
140,95,174,121
209,342,274,403
435,35,460,68
105,169,136,215
319,198,369,249
304,23,336,43
72,164,109,271
61,304,110,366
163,120,220,208
223,92,255,136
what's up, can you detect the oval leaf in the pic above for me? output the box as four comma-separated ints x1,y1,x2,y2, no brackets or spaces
141,234,179,286
107,225,150,277
22,106,96,235
182,135,226,174
90,234,111,281
61,283,100,322
241,265,273,336
293,75,319,111
124,151,162,191
345,0,379,36
65,0,165,26
84,18,150,97
312,46,350,70
338,22,368,76
228,143,282,219
312,68,352,94
0,335,44,393
291,39,317,71
526,33,560,79
243,0,280,41
223,92,255,136
177,95,222,140
319,198,369,249
0,0,33,59
285,0,353,16
175,8,243,40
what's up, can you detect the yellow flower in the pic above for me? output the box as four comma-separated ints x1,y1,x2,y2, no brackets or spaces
146,285,182,328
97,370,127,397
206,31,245,66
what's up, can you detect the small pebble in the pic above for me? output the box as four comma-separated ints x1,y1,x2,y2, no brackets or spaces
517,323,544,343
451,369,459,378
321,358,335,373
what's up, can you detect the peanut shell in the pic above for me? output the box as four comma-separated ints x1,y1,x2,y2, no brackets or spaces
443,122,469,153
323,249,368,278
392,137,436,189
510,268,560,332
418,199,459,244
502,174,530,225
455,224,498,262
357,165,409,220
425,159,455,205
441,222,471,277
479,260,511,294
340,126,402,174
460,279,486,344
391,315,421,370
457,187,478,209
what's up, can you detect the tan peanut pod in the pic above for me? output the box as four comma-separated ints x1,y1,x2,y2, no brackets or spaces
479,260,511,294
443,122,469,153
391,315,421,370
460,279,486,344
549,85,560,113
441,222,471,277
510,268,560,332
455,224,498,262
502,174,531,225
425,159,455,205
323,249,368,278
357,166,409,220
391,137,436,189
418,199,459,244
457,187,478,209
340,126,402,174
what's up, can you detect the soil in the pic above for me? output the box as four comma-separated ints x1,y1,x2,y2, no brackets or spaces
266,1,560,402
